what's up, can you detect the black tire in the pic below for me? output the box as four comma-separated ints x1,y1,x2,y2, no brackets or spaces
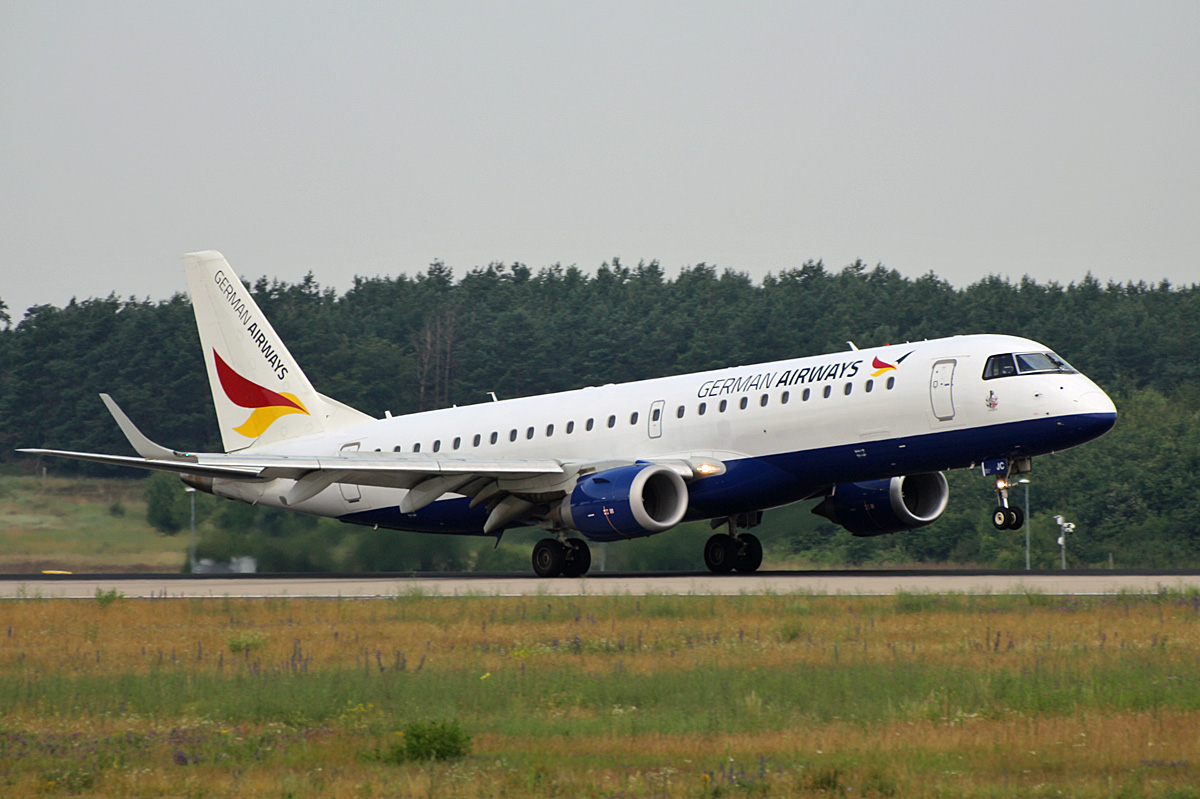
1007,506,1024,530
704,533,738,573
532,539,566,578
734,533,763,573
992,507,1010,530
561,538,592,577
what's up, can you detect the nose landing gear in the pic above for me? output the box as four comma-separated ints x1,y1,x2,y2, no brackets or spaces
988,458,1029,530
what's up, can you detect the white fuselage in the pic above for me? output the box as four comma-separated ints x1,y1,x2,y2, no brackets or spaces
209,333,1116,535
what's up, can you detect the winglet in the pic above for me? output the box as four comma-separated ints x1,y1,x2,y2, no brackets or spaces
100,394,193,461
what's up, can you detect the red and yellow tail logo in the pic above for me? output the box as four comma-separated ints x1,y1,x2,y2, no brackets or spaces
213,350,309,438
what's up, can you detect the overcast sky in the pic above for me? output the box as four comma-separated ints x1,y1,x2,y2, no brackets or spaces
2,1,1197,320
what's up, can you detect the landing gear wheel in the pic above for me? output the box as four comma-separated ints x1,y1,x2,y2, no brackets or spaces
532,539,566,578
734,533,763,573
561,538,592,577
992,507,1010,530
993,506,1024,530
704,533,738,573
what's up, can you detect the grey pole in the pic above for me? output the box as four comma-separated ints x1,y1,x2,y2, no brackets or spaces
1019,479,1031,570
186,486,197,572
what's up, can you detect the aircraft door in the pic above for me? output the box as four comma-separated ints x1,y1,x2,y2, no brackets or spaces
930,360,956,421
648,400,665,439
339,442,362,502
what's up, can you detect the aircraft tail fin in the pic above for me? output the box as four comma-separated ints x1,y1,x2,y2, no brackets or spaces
183,250,372,452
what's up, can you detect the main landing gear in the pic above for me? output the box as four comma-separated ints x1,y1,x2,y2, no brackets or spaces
532,535,591,578
703,514,764,574
990,458,1029,531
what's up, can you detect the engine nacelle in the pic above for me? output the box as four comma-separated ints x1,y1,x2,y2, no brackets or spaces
557,463,689,542
813,472,949,537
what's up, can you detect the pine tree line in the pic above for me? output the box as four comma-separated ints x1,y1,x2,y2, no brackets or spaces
3,259,1198,567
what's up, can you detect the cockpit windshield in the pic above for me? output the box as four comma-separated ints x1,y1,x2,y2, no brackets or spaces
1014,352,1075,374
983,351,1076,380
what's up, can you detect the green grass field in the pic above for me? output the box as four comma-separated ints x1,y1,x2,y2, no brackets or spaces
0,475,187,573
2,592,1200,797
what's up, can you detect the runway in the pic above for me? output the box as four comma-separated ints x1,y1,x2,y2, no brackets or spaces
4,570,1200,599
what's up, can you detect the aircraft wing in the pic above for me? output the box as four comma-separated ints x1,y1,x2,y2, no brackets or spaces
20,394,720,534
18,447,564,484
17,444,570,530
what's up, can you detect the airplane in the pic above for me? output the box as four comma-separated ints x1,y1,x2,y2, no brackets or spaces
20,251,1118,577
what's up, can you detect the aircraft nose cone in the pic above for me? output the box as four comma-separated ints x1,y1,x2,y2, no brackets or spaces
1073,390,1118,437
1076,390,1117,417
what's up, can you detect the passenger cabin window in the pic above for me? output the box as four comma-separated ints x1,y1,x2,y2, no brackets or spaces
760,394,768,407
677,405,685,418
473,434,481,447
887,376,895,389
566,421,575,434
526,426,534,440
546,424,554,437
865,380,874,393
630,412,638,425
452,437,461,450
823,386,832,399
698,402,707,415
607,415,616,428
739,397,748,410
433,440,441,452
652,408,661,422
719,399,728,412
490,432,498,445
781,391,789,404
413,443,421,452
586,418,594,431
844,383,852,396
509,429,518,442
802,388,810,401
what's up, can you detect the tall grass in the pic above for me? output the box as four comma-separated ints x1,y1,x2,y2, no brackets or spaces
3,593,1200,796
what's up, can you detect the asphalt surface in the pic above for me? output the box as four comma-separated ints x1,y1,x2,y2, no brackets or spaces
3,569,1200,598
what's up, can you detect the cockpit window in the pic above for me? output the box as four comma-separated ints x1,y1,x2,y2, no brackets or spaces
1015,352,1076,375
983,353,1017,379
985,351,1075,379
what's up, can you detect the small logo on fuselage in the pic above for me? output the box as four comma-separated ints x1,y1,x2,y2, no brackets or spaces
870,350,913,377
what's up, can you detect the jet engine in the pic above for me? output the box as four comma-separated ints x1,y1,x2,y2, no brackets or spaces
556,463,688,541
812,472,949,536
